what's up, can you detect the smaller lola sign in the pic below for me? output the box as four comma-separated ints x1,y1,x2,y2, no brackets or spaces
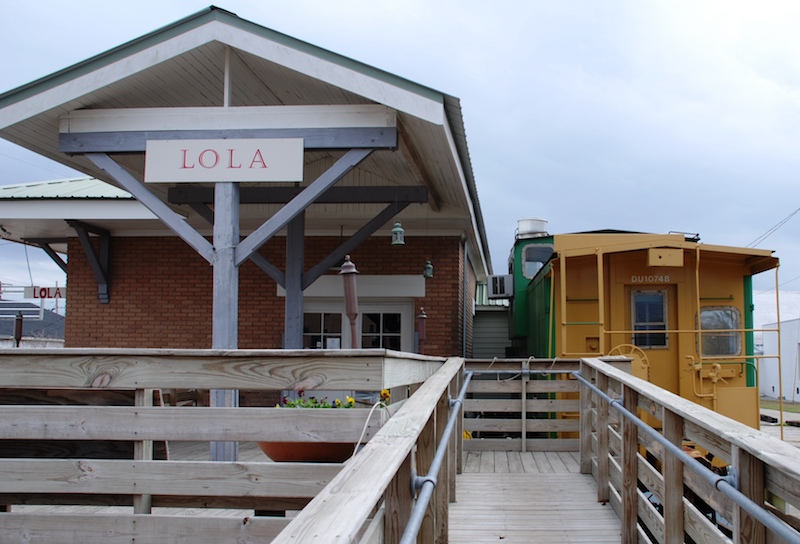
24,286,66,299
145,138,303,183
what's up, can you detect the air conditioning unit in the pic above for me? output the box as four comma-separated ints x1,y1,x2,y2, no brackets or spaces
487,274,513,299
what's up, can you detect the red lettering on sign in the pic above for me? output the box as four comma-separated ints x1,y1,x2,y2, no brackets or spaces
198,149,220,168
249,149,268,169
227,149,242,169
180,149,195,169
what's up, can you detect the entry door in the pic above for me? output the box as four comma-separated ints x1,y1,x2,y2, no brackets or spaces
628,286,679,394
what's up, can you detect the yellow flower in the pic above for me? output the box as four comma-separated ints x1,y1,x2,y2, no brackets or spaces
334,399,342,407
346,396,355,406
380,389,391,401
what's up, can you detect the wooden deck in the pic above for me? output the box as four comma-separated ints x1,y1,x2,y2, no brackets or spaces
450,451,621,543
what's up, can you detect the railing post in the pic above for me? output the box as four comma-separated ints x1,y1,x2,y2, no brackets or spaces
732,445,767,544
521,358,528,452
385,452,414,544
416,396,437,542
435,388,449,543
662,408,685,543
621,385,639,543
134,388,153,514
579,361,593,474
596,372,610,503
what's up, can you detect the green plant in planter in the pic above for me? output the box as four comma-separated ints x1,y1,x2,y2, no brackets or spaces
278,392,355,409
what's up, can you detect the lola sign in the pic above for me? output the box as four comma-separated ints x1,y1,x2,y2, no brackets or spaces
24,286,66,299
144,138,303,183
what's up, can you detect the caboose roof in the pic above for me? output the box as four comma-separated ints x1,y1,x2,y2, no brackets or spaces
552,232,778,275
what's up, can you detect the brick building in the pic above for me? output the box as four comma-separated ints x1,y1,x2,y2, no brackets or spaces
0,7,490,359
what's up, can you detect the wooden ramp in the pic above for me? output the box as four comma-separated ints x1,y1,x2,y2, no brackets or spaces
450,451,621,544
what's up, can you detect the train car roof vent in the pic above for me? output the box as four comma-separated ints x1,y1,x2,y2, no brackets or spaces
516,218,548,239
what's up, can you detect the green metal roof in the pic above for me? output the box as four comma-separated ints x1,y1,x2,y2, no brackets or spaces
0,177,132,199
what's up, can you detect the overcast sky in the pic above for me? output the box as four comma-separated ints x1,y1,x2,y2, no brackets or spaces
1,0,799,297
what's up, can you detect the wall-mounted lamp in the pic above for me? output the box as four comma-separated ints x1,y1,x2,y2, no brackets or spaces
423,260,434,278
391,221,405,246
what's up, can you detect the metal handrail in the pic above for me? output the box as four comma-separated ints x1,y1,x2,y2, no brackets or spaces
573,371,800,544
399,371,473,544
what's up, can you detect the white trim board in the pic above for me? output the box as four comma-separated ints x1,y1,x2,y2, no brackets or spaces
278,275,424,298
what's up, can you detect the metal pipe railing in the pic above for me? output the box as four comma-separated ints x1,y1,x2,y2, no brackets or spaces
573,371,800,544
399,371,473,544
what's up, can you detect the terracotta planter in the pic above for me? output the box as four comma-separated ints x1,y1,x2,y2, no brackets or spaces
257,441,355,463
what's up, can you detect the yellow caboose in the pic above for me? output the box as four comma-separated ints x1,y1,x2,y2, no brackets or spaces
507,226,779,428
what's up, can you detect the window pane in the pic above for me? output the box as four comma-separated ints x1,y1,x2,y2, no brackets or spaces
362,314,380,334
362,334,380,348
323,313,342,333
383,313,401,334
385,336,402,350
632,291,667,349
303,313,321,334
699,307,741,356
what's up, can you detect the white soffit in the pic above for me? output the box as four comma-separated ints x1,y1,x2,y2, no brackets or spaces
0,20,444,130
277,275,425,298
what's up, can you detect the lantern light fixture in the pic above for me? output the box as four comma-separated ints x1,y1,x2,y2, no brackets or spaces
423,259,434,278
391,221,405,246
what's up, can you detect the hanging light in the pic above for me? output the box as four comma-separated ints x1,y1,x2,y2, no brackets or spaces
423,259,434,278
391,221,405,246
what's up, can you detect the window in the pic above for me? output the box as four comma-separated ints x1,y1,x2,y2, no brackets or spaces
521,244,554,279
698,306,741,356
631,290,668,348
361,312,402,350
303,312,342,349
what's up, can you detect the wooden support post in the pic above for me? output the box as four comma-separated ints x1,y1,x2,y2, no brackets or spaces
455,369,464,476
210,182,239,462
579,362,593,474
662,408,685,543
596,372,610,503
732,445,766,544
284,213,305,349
621,385,639,544
384,453,414,544
134,388,154,514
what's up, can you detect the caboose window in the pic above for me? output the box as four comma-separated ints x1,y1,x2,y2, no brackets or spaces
698,307,741,356
522,244,554,278
631,290,668,348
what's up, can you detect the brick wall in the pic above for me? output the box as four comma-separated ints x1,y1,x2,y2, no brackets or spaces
65,234,471,356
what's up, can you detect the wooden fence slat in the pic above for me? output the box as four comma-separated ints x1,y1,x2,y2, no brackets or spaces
0,459,340,497
0,512,289,544
0,406,384,442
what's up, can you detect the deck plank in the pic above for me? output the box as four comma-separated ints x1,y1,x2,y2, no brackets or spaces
450,471,621,543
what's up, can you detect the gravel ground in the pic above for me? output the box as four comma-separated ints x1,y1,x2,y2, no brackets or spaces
759,408,800,449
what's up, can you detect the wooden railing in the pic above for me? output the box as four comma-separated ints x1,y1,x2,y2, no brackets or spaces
578,357,800,544
0,348,455,544
462,358,630,452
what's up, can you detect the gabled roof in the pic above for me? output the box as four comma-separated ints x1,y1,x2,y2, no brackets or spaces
0,6,491,277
